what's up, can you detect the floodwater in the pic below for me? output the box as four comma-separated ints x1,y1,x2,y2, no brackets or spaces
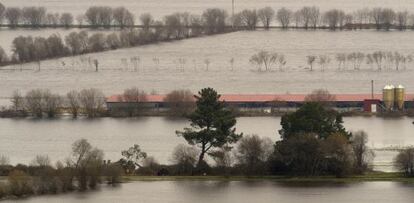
6,181,414,203
1,30,414,106
0,116,412,172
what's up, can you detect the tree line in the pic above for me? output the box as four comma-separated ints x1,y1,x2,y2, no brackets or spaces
0,7,231,67
0,139,122,199
3,88,196,118
249,50,414,72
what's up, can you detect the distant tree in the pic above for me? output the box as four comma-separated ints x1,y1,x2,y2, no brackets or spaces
171,144,198,174
298,6,314,29
113,7,134,28
85,6,113,28
394,147,414,177
66,90,81,118
88,33,107,52
276,7,292,29
22,7,47,27
202,8,227,34
0,3,5,23
60,13,74,27
257,7,275,30
381,8,395,30
25,89,45,118
0,46,9,65
176,88,242,168
0,155,9,166
106,33,121,49
11,90,24,111
323,9,346,30
322,133,354,177
304,89,336,106
370,8,383,30
65,31,89,55
164,90,195,116
5,7,22,27
249,51,279,71
31,155,51,167
42,90,62,118
140,13,153,31
279,102,349,140
76,14,85,26
306,55,316,71
336,53,347,70
309,6,320,29
239,9,258,30
118,87,147,116
69,139,103,191
317,55,331,71
351,131,374,174
235,135,273,175
45,34,68,58
396,11,408,30
79,88,105,117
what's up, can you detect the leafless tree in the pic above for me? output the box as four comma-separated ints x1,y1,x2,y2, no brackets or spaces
235,135,273,175
5,7,22,27
394,147,414,177
164,89,195,116
85,6,113,28
76,14,85,26
323,9,346,30
351,131,374,174
118,87,147,116
318,55,331,71
250,51,278,71
370,8,383,30
307,55,316,71
43,90,62,118
298,7,314,29
65,31,89,55
0,155,9,166
257,7,275,30
396,11,409,30
381,8,396,30
31,155,51,167
171,144,198,169
79,88,105,117
353,8,370,29
113,7,134,28
140,13,153,31
305,89,336,106
202,8,227,34
88,33,108,52
0,46,8,65
276,7,292,29
336,53,347,70
25,89,45,118
11,90,24,111
46,13,59,26
309,6,320,29
372,51,385,70
66,90,81,118
22,7,47,27
106,33,121,49
60,13,74,27
239,9,258,30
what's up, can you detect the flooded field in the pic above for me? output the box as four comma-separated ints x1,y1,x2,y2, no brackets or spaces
1,30,414,106
0,116,412,172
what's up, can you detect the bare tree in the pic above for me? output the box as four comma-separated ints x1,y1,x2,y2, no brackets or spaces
305,89,336,106
235,135,273,175
106,33,121,49
372,51,385,70
65,31,89,55
113,7,134,28
0,46,9,65
66,90,81,118
250,51,280,71
318,55,331,71
46,13,59,26
140,13,153,31
202,8,227,34
60,13,74,28
353,8,370,29
323,9,346,30
336,53,347,70
31,155,51,167
171,144,198,173
0,155,9,166
306,55,316,71
298,7,312,29
76,14,85,26
5,7,22,27
117,87,147,116
396,11,409,30
79,88,105,117
257,7,275,30
43,90,62,118
351,131,374,174
381,8,395,31
25,89,45,118
276,7,292,29
395,148,414,177
22,7,47,27
239,9,258,30
370,8,383,30
11,90,24,111
164,90,195,116
309,6,320,29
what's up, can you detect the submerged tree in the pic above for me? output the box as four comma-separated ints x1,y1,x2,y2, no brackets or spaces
176,88,242,169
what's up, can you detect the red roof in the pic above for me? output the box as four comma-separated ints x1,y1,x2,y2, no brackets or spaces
107,94,414,103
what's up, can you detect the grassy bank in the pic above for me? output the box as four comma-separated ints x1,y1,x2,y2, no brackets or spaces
122,172,414,183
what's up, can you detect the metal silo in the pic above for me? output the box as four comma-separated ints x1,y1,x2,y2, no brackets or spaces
383,85,395,111
395,85,405,110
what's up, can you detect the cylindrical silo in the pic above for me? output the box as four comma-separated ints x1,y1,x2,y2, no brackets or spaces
395,85,405,110
383,85,395,111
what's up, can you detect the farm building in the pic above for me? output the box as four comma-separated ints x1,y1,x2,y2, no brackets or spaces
106,93,414,113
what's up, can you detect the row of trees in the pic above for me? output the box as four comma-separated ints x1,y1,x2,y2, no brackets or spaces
0,139,122,199
248,50,414,72
0,8,231,66
233,6,414,30
10,88,105,118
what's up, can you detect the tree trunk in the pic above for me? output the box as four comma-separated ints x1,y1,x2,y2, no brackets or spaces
197,143,206,168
